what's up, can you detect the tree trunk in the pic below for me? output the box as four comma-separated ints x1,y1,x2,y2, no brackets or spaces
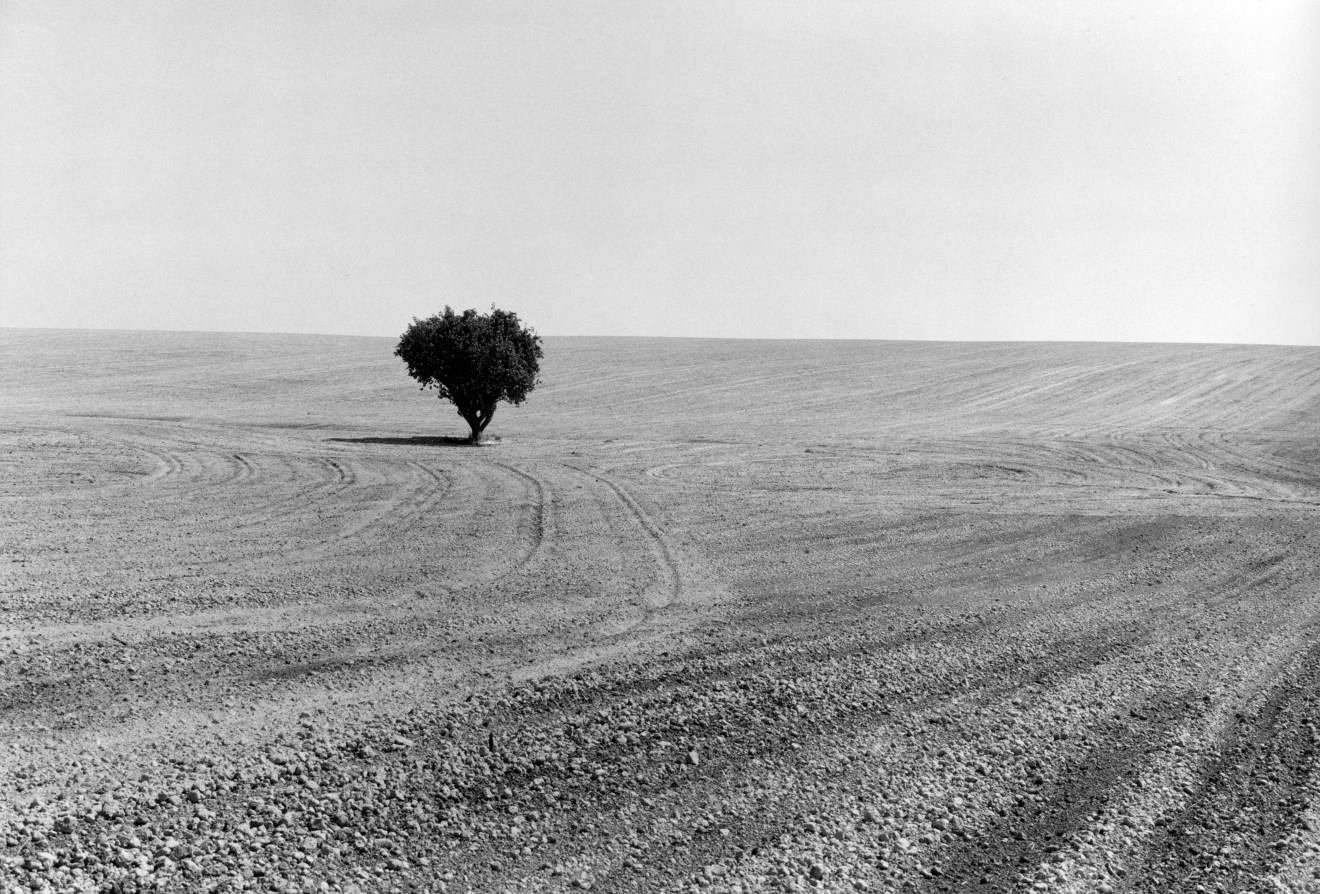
464,405,496,444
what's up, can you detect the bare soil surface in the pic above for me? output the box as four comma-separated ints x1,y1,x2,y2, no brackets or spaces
3,330,1320,894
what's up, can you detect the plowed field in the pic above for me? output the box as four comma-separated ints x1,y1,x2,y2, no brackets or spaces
3,330,1320,894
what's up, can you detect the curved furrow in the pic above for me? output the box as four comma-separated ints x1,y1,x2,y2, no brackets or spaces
642,444,732,481
205,456,470,582
388,459,553,602
115,438,187,483
75,432,364,533
331,460,452,542
1092,432,1320,505
227,452,257,484
220,454,364,534
486,461,550,572
1186,430,1320,501
0,428,182,495
940,434,1320,508
566,465,682,612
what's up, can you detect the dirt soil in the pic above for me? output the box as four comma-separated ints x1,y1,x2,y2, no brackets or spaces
3,330,1320,894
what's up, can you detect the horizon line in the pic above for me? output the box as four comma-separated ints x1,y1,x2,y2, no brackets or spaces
1,323,1317,350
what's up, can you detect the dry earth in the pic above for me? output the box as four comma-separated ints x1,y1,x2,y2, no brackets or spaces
3,329,1320,894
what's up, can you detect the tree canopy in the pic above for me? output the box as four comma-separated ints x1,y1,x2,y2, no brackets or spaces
394,306,542,444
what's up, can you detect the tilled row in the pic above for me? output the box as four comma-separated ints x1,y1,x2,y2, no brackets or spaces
1127,642,1320,894
7,568,1318,893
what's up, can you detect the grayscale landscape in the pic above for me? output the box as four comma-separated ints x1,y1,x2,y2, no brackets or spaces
4,327,1320,893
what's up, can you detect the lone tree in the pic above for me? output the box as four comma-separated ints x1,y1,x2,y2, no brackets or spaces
395,306,543,444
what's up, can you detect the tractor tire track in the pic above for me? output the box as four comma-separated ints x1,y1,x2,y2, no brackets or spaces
487,460,550,571
566,465,682,618
333,460,452,542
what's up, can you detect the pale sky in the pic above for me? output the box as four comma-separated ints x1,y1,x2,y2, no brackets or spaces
1,1,1317,344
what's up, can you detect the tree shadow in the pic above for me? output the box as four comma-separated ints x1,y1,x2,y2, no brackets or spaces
326,435,476,447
